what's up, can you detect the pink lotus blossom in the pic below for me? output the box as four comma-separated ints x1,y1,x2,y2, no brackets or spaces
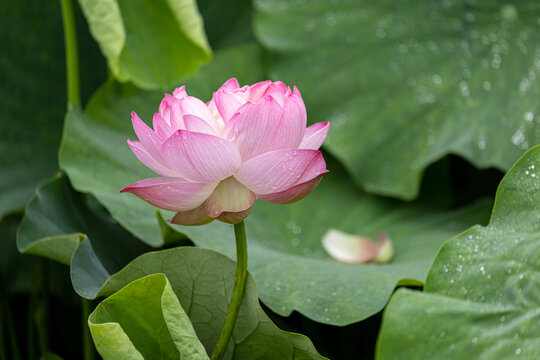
121,78,329,225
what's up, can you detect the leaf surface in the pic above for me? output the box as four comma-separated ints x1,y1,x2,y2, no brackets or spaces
89,273,208,360
77,0,212,89
377,145,540,359
254,0,540,199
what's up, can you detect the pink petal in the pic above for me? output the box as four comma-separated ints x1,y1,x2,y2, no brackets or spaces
127,140,180,177
131,112,165,158
158,94,184,129
225,96,302,161
161,130,241,183
223,96,280,160
173,86,187,99
183,114,217,135
322,230,394,264
217,78,240,92
234,149,327,194
152,113,175,138
262,81,288,106
322,229,380,264
240,80,271,102
258,174,324,204
179,96,215,125
272,91,306,149
299,122,330,150
120,178,216,211
205,177,256,224
214,90,247,122
170,202,214,226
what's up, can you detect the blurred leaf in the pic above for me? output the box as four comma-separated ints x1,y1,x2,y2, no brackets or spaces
254,0,540,200
377,145,540,359
78,0,212,90
93,247,326,359
59,43,265,247
0,0,104,219
17,176,150,297
197,0,254,49
89,274,208,360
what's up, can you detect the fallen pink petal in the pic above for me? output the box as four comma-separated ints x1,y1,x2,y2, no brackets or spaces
322,229,394,264
121,79,330,225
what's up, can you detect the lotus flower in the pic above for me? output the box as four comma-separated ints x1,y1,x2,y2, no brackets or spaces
121,78,329,225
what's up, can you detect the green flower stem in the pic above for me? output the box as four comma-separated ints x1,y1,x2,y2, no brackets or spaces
60,0,80,107
211,221,248,360
82,299,95,360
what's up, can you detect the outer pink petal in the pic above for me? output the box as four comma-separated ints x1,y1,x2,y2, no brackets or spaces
131,112,165,158
299,122,330,150
153,113,175,138
258,174,324,204
234,149,327,194
127,140,181,177
161,130,241,183
217,78,240,92
214,90,246,122
120,177,216,211
169,202,214,226
173,86,187,99
183,115,217,135
224,96,284,161
205,177,256,224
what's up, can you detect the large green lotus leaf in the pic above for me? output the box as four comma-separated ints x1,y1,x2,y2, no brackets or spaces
77,0,211,90
92,247,325,359
254,0,540,200
376,145,540,359
58,43,265,247
176,160,492,325
17,176,150,297
0,0,104,219
89,273,208,360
